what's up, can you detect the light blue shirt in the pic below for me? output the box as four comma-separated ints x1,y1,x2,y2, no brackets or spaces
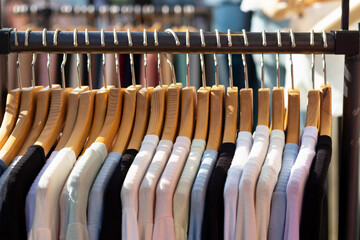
87,152,122,240
188,150,218,240
268,143,299,240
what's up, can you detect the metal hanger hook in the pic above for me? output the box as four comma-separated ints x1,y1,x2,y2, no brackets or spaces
200,54,206,88
42,28,47,47
127,28,133,47
242,29,249,46
322,30,328,48
290,29,296,47
101,28,105,47
186,29,190,87
31,52,36,88
53,28,61,46
200,29,205,47
215,29,221,48
25,28,31,47
144,28,148,88
113,29,118,45
227,29,233,88
85,28,90,45
290,54,294,89
277,29,282,47
310,29,315,47
154,29,159,46
61,53,67,88
164,54,176,85
14,29,22,90
73,28,78,47
165,28,180,46
113,29,120,88
262,30,267,46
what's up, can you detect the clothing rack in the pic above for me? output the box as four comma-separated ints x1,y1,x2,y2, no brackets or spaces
0,0,359,238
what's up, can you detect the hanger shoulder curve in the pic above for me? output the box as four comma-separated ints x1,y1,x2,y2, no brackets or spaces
0,88,22,149
55,86,88,151
285,88,300,144
111,85,142,154
178,86,196,139
320,84,332,137
19,84,61,156
0,86,43,165
257,88,270,127
127,87,154,150
82,87,112,153
194,86,211,140
35,88,72,155
95,88,125,150
206,85,225,151
146,85,168,136
305,89,320,128
65,90,96,157
223,87,238,144
239,88,253,132
272,86,285,131
161,83,182,141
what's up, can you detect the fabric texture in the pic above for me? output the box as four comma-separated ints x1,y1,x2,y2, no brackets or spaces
120,135,159,240
284,126,318,240
188,150,218,240
268,143,299,240
300,135,332,240
138,139,173,240
255,130,285,239
223,131,253,240
0,145,45,240
0,159,6,177
152,136,192,240
202,143,236,240
60,143,108,240
0,155,22,211
99,149,138,240
26,151,59,235
235,125,270,240
29,148,76,240
173,139,206,240
88,152,122,240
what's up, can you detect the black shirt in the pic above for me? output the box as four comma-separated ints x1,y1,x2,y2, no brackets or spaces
100,149,138,240
0,145,45,240
202,142,236,240
300,135,332,240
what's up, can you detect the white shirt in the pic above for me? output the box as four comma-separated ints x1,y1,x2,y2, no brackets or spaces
138,139,173,240
120,134,159,240
25,151,59,235
61,142,108,240
284,126,318,240
235,125,270,240
173,139,206,240
255,130,285,239
29,148,76,240
152,136,191,240
87,152,122,240
188,150,218,240
223,131,253,240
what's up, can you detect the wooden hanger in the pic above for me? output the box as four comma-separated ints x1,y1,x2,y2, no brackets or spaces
82,30,113,152
193,52,211,140
258,53,270,127
305,53,320,128
320,51,332,137
205,51,225,150
55,52,89,151
0,30,45,165
0,29,22,149
272,53,285,131
0,84,43,165
238,32,254,133
19,34,62,155
111,31,142,153
222,31,238,143
284,51,301,144
160,51,182,141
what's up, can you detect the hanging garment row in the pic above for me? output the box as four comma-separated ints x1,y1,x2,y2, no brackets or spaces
0,29,332,240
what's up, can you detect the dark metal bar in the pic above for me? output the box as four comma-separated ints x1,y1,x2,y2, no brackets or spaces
4,31,342,54
341,0,349,30
339,50,360,239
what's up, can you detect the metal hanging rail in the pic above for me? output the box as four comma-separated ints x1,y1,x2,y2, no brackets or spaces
0,29,358,55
